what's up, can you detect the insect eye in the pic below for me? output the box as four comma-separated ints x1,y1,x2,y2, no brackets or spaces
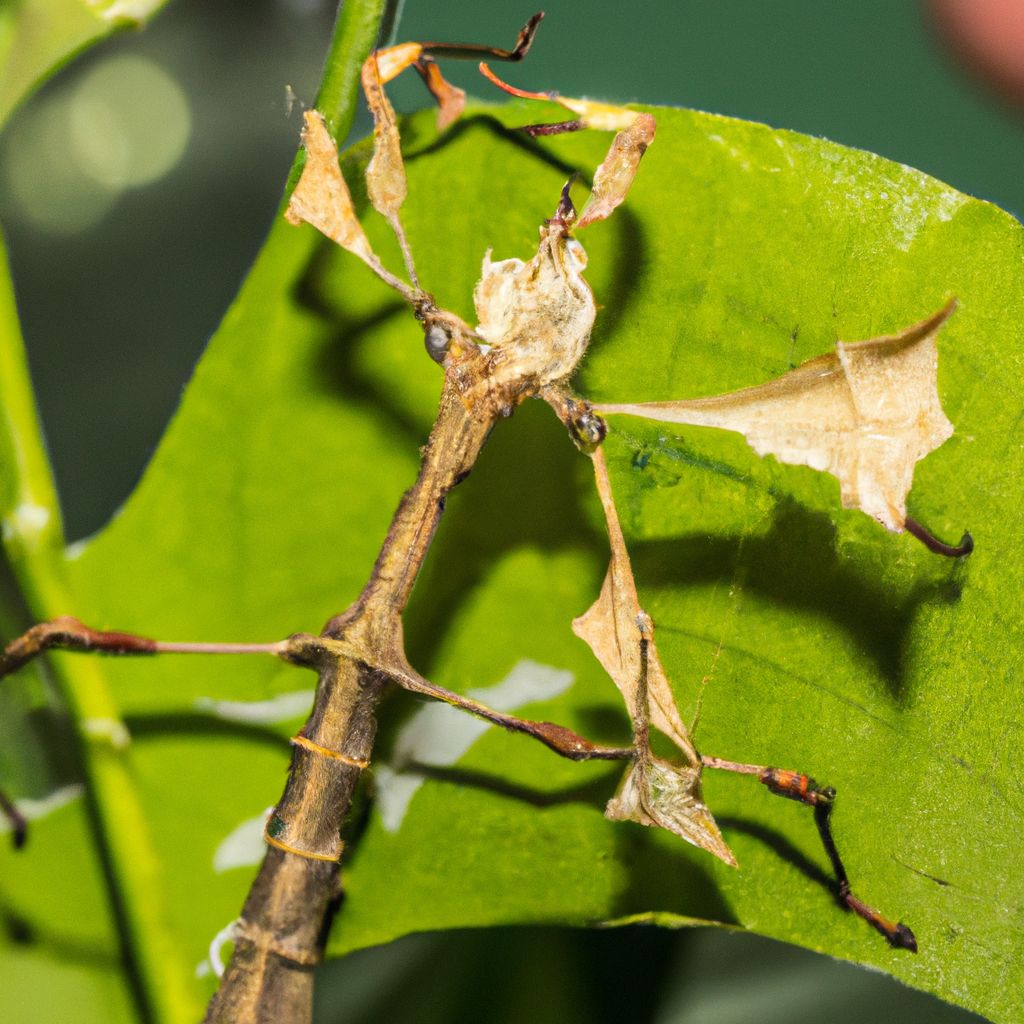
570,408,607,452
424,324,451,363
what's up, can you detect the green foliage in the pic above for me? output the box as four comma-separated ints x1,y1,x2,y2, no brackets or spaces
1,76,1021,1024
0,0,172,129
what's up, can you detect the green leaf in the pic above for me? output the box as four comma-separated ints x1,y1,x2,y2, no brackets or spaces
3,101,1021,1024
0,0,173,129
0,225,140,1022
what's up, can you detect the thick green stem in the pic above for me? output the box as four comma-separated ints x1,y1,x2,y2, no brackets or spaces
283,0,392,216
0,227,62,559
1,233,202,1020
316,0,393,140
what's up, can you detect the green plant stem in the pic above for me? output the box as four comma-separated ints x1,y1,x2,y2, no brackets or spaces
0,228,62,555
0,231,202,1021
27,606,202,1024
317,0,393,140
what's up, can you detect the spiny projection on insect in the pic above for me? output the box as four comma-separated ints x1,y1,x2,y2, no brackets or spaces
0,12,977,1016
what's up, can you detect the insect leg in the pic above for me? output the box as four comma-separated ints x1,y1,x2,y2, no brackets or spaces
540,384,608,452
413,12,544,64
478,63,656,228
379,13,544,130
0,621,321,848
701,755,918,951
0,616,302,679
359,14,547,284
383,657,633,763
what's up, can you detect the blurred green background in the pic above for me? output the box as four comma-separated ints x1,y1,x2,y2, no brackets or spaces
0,1,1014,1020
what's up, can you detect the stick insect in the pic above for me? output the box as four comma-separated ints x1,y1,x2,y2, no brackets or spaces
3,12,965,1020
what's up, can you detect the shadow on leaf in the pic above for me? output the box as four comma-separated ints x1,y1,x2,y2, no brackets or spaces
715,815,833,891
631,498,965,704
401,760,619,809
402,402,603,674
610,824,738,926
123,712,292,752
0,902,123,970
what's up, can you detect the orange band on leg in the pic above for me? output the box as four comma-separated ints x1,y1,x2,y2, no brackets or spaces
290,734,369,769
262,830,341,862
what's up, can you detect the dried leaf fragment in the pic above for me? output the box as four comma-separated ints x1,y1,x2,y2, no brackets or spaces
572,494,693,759
597,301,958,532
285,109,418,302
606,754,734,867
285,110,375,266
415,57,466,131
360,54,409,230
577,113,656,229
573,449,734,865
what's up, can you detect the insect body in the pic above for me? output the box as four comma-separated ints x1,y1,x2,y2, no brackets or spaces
5,16,959,1021
475,221,594,388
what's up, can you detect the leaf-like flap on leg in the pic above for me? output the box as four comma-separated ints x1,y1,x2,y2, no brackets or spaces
573,568,695,761
361,54,409,231
415,57,466,131
574,449,734,865
607,755,736,867
597,300,958,531
573,449,696,759
578,114,656,230
285,110,376,265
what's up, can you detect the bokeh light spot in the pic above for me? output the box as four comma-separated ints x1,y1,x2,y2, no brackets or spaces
0,93,117,235
69,55,191,189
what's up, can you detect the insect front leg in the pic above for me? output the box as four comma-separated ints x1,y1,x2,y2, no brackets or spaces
0,619,326,848
478,63,657,229
359,14,548,288
0,616,318,677
370,12,544,130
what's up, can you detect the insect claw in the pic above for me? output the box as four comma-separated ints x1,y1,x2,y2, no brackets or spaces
905,516,974,557
839,881,919,952
420,12,544,64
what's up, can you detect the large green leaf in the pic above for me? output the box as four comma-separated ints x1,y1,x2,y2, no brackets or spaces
2,99,1021,1024
0,0,173,129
